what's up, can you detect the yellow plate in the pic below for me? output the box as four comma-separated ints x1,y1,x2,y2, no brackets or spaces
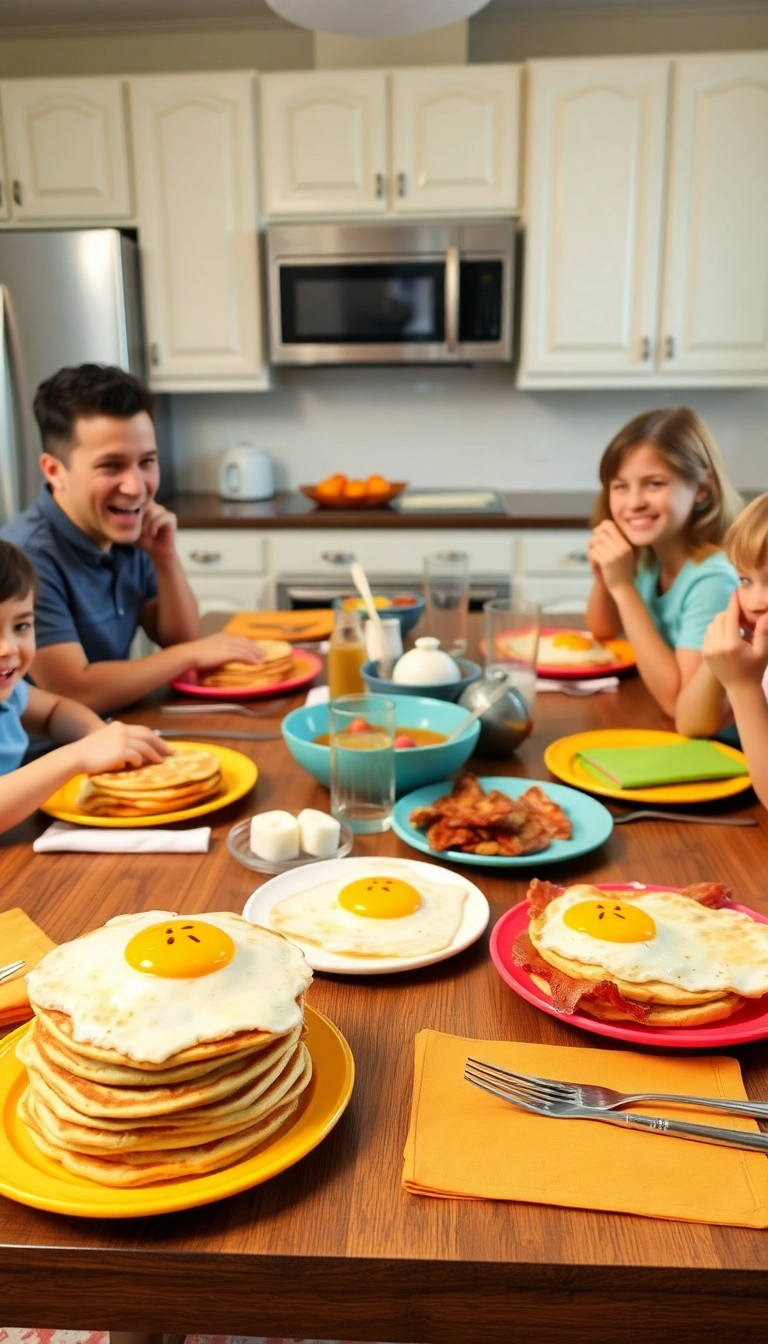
544,728,752,804
0,1004,354,1218
39,741,258,828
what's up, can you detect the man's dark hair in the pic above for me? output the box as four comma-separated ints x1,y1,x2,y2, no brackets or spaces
33,364,155,462
0,540,37,604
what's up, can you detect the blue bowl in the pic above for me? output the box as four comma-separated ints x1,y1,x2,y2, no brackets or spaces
360,658,482,703
331,593,425,638
282,695,480,797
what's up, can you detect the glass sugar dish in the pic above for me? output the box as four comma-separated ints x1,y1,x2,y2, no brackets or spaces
228,813,354,875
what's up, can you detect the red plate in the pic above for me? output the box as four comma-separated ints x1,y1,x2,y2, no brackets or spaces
536,628,635,680
490,884,768,1048
170,649,323,701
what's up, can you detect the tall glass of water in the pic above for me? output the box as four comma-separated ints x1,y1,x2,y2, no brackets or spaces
330,694,396,834
423,550,469,656
483,598,540,711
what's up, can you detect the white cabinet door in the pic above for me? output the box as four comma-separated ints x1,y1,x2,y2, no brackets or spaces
520,58,669,383
270,529,513,578
391,66,520,214
0,78,132,221
187,576,270,616
660,52,768,380
261,71,387,217
130,73,267,391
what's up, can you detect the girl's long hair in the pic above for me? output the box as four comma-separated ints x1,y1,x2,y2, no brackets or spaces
724,491,768,572
591,407,742,567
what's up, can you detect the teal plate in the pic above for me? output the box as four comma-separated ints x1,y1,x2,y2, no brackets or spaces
392,776,614,868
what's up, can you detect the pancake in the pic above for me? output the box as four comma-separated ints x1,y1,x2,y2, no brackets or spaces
35,1006,281,1069
199,639,295,689
77,748,223,817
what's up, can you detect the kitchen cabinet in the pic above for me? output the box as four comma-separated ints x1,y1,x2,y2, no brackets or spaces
260,66,520,218
130,72,268,392
176,529,269,615
520,57,669,385
514,530,592,613
269,529,514,580
0,78,132,221
659,51,768,381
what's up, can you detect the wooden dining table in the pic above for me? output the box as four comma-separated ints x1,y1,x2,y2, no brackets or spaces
2,630,768,1344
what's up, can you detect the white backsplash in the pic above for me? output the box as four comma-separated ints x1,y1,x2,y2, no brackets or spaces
169,366,768,495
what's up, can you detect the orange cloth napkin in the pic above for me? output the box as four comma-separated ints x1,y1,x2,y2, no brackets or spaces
403,1031,768,1227
0,908,55,1029
224,610,334,642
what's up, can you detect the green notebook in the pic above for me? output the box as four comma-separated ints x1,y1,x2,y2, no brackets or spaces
578,741,749,789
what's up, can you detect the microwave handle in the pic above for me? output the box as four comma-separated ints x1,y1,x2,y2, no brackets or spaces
445,244,459,354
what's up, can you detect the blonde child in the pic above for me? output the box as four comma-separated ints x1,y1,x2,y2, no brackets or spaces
677,493,768,809
586,407,742,724
0,540,170,833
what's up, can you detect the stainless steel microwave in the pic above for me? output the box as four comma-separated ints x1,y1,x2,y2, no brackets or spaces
266,220,515,365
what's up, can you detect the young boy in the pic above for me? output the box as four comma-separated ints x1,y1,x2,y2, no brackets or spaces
0,541,169,833
0,364,260,714
677,493,768,810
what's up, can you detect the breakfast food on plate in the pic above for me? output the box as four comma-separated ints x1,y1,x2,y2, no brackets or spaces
501,630,616,668
199,638,295,689
514,878,768,1027
409,773,572,857
269,860,467,958
17,910,313,1185
77,747,223,817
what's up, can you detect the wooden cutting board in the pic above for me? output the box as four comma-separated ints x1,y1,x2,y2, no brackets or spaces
224,609,334,642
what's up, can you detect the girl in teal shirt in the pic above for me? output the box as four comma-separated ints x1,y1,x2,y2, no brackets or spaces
585,407,742,726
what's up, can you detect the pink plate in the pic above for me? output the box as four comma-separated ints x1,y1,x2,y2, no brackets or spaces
170,649,323,701
490,883,768,1049
536,628,635,680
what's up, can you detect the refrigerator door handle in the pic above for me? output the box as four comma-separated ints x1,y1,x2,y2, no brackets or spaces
0,285,28,523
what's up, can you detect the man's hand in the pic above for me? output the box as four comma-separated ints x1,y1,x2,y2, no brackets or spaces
188,633,265,672
137,501,179,561
76,722,171,776
587,520,636,594
703,591,768,691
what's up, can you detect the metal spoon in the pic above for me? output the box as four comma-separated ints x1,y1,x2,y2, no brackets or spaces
351,560,392,677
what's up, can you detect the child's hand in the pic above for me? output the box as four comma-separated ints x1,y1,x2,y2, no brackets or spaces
77,722,171,776
587,521,635,594
189,633,264,672
137,501,179,561
703,591,768,690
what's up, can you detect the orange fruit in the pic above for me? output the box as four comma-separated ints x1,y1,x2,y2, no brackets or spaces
365,473,389,494
343,480,367,499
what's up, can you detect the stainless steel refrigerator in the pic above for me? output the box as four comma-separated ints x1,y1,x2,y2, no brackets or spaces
0,228,146,524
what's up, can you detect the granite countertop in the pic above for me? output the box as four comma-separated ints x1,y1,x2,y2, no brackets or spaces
168,491,596,529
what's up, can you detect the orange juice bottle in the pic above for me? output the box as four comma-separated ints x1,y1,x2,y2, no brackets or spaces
328,609,366,698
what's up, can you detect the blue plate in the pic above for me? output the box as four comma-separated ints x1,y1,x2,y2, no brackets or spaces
392,776,614,867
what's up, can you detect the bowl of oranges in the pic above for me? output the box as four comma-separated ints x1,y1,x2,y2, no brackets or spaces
300,473,407,510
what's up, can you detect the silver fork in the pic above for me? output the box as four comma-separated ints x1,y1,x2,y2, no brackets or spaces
465,1059,768,1120
161,701,288,718
0,958,25,984
611,809,757,826
465,1060,768,1152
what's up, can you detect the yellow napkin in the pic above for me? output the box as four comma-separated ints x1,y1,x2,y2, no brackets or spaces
403,1031,768,1227
224,610,334,642
0,908,55,1029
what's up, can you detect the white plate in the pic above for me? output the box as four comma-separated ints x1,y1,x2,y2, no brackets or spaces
242,856,490,975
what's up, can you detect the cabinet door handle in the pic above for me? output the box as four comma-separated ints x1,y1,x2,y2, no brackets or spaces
375,172,384,198
397,172,407,198
641,336,651,360
445,243,459,355
150,342,161,366
665,335,675,359
12,180,22,206
0,182,4,208
188,550,222,564
321,550,355,565
566,551,589,564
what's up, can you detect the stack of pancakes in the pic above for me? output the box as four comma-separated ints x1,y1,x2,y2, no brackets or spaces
77,748,223,817
18,911,314,1186
200,638,295,689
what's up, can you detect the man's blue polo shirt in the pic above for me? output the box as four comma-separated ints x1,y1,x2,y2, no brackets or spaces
1,485,158,661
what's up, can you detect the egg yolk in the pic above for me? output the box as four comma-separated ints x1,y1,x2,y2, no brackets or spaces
563,899,656,943
338,876,422,919
552,632,594,651
124,920,236,977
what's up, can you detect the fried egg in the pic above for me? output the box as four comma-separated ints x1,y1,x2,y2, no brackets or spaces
536,886,768,996
269,862,467,958
25,910,313,1064
537,631,614,667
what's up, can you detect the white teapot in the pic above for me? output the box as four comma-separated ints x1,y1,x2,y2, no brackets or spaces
392,637,461,686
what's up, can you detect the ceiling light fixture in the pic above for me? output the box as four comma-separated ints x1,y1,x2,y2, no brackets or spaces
266,0,492,38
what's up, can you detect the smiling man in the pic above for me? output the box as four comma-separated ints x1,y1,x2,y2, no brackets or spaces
0,364,260,713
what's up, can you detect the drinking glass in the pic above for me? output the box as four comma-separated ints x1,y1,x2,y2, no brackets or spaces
483,598,540,711
423,550,469,656
330,694,396,834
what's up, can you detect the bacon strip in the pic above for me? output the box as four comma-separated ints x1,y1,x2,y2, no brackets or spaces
525,878,566,919
679,882,733,908
512,931,650,1022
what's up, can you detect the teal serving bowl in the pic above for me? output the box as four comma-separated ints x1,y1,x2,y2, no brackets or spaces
331,593,425,638
360,658,482,703
282,695,480,796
